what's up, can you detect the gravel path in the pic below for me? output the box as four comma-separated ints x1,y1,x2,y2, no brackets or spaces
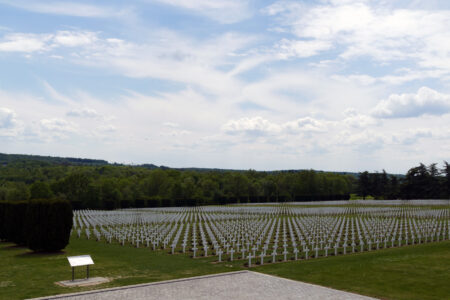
31,271,377,300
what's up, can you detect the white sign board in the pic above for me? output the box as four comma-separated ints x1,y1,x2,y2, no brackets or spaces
68,255,94,267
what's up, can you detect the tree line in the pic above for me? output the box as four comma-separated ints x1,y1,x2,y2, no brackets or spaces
1,153,449,209
0,155,353,209
357,162,450,199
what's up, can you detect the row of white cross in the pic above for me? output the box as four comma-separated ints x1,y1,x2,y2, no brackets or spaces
73,205,450,266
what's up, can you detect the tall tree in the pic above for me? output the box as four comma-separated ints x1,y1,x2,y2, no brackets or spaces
358,171,370,199
443,161,450,199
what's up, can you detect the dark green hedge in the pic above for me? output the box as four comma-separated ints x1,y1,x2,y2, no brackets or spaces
0,199,73,252
25,199,73,252
0,201,6,240
5,201,28,245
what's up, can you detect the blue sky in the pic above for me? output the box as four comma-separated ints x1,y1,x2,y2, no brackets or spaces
0,0,449,173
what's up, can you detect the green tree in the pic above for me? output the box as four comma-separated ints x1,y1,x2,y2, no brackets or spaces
358,171,370,199
444,161,450,199
30,181,53,199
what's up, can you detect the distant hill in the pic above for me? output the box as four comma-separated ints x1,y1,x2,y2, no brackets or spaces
0,153,108,167
0,152,394,177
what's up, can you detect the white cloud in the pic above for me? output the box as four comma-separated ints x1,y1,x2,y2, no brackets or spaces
275,38,332,59
163,122,180,128
343,108,379,128
0,107,17,128
0,107,21,139
337,129,387,151
160,129,191,137
331,74,377,86
0,30,100,54
332,68,450,86
0,29,249,96
0,33,52,52
222,117,281,136
40,118,78,133
393,128,433,145
372,87,450,118
283,117,328,133
263,0,450,73
0,1,132,18
73,31,253,96
96,124,117,133
1,1,450,172
152,0,252,23
66,107,100,118
42,81,74,104
222,116,329,136
53,31,98,47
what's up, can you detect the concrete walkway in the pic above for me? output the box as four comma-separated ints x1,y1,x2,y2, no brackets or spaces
31,271,377,300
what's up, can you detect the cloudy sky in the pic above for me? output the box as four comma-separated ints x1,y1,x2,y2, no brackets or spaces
0,0,449,173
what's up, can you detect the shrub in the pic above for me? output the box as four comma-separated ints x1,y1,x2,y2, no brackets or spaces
161,198,173,207
0,201,6,240
25,199,73,252
134,199,145,208
4,201,28,245
103,200,116,210
120,200,131,208
146,196,161,207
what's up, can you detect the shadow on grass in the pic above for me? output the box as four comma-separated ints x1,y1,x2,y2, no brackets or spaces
1,241,67,257
0,243,28,251
15,250,66,258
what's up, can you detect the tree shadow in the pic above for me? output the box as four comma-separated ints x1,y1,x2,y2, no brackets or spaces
0,243,28,251
2,240,67,256
16,250,66,258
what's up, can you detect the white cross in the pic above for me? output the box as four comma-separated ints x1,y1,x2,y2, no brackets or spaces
229,248,235,261
260,252,266,265
192,246,198,258
248,253,253,267
283,249,289,261
218,249,223,262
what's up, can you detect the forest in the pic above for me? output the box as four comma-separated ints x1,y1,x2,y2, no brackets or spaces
0,153,353,209
0,153,449,209
357,162,450,200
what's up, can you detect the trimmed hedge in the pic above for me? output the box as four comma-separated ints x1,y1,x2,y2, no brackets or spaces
25,199,73,252
0,201,6,240
5,201,28,245
0,199,73,252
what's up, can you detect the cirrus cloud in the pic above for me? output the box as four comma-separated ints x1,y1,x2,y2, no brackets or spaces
151,0,252,24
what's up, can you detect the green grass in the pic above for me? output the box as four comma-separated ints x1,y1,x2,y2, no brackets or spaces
0,238,243,299
256,241,450,300
1,238,449,300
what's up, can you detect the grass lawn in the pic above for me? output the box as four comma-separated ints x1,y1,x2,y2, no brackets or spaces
256,241,450,300
0,238,244,300
0,238,449,300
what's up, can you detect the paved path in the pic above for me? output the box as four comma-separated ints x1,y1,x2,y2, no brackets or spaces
32,271,377,300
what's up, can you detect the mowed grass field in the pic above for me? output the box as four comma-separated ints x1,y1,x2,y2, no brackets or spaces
257,241,450,300
0,237,449,300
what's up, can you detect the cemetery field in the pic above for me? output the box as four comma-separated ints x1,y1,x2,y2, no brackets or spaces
1,202,449,299
0,238,449,300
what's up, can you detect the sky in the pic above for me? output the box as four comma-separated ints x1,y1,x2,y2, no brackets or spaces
0,0,449,173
